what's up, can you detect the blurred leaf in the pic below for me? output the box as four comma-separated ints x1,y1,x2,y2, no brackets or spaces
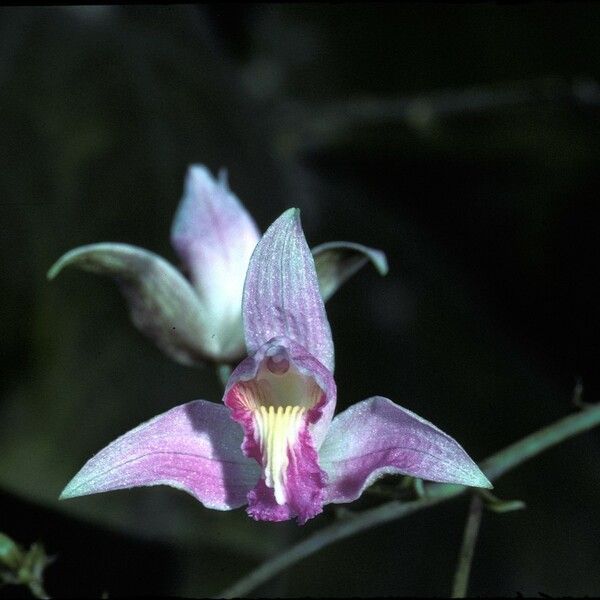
478,489,526,514
0,532,52,599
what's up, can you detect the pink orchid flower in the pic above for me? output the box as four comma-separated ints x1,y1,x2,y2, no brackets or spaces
60,209,491,524
48,166,387,366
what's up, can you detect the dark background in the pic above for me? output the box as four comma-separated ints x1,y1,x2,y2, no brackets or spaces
1,4,599,597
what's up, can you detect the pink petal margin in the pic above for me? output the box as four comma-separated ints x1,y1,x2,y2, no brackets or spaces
319,396,492,504
60,400,260,510
243,208,335,372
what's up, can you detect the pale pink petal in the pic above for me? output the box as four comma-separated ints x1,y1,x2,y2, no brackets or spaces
319,396,492,504
60,400,260,510
243,209,334,372
312,241,388,302
48,243,210,366
171,166,260,360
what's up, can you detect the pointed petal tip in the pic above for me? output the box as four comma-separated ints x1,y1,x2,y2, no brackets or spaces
47,248,79,280
440,459,493,490
59,464,101,500
186,163,212,179
184,164,232,194
243,206,334,371
475,472,494,490
47,260,61,280
312,241,389,302
319,396,494,503
47,244,122,280
314,241,389,275
56,401,259,510
456,466,493,490
280,207,300,221
372,249,389,276
58,477,83,501
183,164,222,197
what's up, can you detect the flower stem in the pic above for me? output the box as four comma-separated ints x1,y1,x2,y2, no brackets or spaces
28,580,50,600
451,494,484,598
217,402,600,598
216,364,232,389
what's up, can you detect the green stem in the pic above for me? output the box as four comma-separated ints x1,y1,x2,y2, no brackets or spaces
216,364,232,389
477,405,600,481
28,580,50,600
217,403,600,598
219,496,447,599
451,494,483,598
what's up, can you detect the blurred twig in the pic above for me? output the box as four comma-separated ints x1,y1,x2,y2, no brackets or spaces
0,533,53,599
217,400,600,598
276,77,600,155
451,494,483,598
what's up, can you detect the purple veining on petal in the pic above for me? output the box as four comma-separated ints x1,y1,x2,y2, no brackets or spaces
319,396,492,504
223,336,335,523
171,166,260,359
243,208,335,372
60,400,260,510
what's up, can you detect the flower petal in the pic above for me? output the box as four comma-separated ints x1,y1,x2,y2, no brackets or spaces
243,209,334,372
319,396,492,504
48,243,212,366
312,241,389,302
60,400,260,510
171,166,260,359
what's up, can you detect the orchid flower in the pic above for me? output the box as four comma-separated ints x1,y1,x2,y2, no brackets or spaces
60,209,491,524
47,166,387,365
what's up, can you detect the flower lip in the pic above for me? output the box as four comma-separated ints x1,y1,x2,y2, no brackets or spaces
225,336,337,430
224,336,335,521
226,338,325,415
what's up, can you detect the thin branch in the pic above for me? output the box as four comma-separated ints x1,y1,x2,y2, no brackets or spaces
218,495,449,599
217,402,600,598
216,364,232,389
451,494,484,598
477,403,600,481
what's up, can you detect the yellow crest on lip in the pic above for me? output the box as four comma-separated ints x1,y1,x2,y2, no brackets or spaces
255,405,305,504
